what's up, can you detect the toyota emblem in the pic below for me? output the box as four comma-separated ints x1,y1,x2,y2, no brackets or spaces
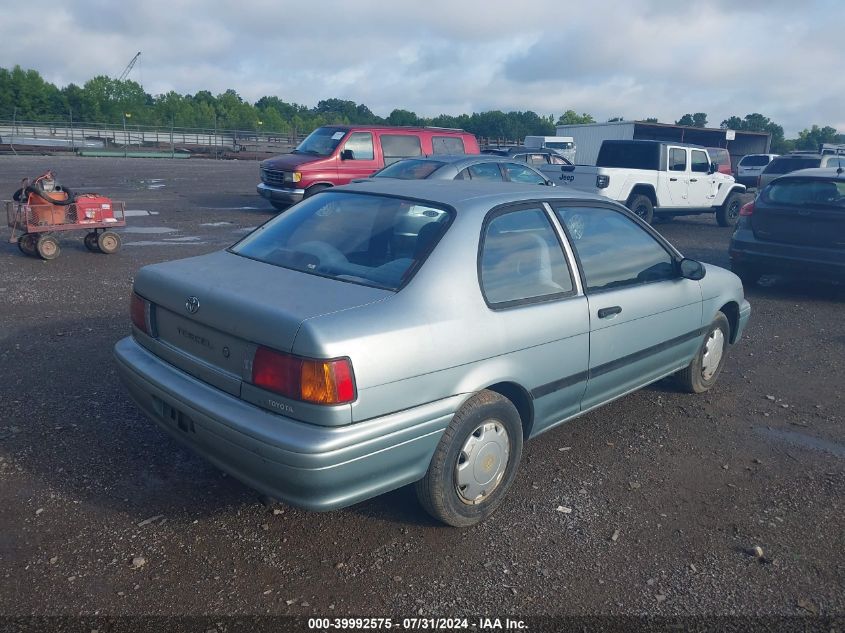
185,296,200,314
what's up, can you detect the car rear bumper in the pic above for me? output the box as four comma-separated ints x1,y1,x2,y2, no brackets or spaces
114,336,455,511
729,232,845,280
256,182,305,205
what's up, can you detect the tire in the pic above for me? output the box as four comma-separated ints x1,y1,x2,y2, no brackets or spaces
97,231,121,254
415,390,523,527
18,234,37,256
36,235,61,260
303,184,329,199
627,194,654,224
730,262,761,286
84,232,101,252
717,192,742,227
677,312,730,394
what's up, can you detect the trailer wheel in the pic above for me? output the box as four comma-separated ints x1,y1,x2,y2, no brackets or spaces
36,235,61,260
97,231,121,254
84,232,101,252
18,234,37,256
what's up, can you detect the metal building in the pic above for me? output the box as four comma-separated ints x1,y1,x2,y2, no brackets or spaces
555,121,771,166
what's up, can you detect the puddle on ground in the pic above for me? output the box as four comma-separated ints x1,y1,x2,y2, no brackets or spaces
234,226,258,233
200,222,235,227
756,427,845,459
163,236,202,242
124,209,159,217
124,240,208,247
119,226,177,234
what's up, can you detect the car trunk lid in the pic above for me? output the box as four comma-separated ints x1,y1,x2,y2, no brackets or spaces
133,250,391,393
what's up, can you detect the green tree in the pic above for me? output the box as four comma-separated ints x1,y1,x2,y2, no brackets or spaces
794,125,840,151
643,117,659,123
555,110,595,125
676,112,707,127
387,108,420,126
720,113,787,153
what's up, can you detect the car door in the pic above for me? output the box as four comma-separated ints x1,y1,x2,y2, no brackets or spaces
687,149,717,207
337,132,378,183
551,204,703,411
663,147,689,205
477,205,589,434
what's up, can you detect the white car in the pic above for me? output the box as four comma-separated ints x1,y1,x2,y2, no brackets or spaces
735,153,778,188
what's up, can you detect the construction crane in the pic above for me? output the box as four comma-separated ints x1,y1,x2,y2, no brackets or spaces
117,52,141,81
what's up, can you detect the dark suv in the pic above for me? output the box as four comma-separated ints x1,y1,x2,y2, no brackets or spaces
729,167,845,284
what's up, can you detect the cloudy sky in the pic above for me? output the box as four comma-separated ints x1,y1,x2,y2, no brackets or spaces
1,0,841,136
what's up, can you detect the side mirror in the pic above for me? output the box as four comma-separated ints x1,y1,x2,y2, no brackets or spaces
340,149,354,160
709,162,719,174
679,258,706,280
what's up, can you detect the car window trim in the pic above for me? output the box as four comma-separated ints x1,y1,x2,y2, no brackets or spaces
476,201,580,311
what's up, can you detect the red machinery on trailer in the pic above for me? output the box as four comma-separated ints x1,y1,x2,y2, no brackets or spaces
6,170,126,260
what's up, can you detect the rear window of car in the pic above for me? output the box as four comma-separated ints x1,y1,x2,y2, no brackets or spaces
707,148,729,163
432,136,466,155
381,134,423,165
764,157,821,174
762,178,845,208
597,143,660,170
374,159,444,179
231,192,452,291
740,154,771,167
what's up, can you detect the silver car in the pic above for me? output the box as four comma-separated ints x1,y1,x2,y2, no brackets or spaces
115,181,750,526
371,154,554,186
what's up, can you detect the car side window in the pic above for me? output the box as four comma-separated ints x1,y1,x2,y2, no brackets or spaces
669,148,687,172
550,155,568,165
503,163,546,185
479,207,574,307
432,136,465,155
380,134,423,166
342,132,374,160
553,206,676,292
691,150,710,173
468,163,504,181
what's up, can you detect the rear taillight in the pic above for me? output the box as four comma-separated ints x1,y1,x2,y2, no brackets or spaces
596,174,610,189
252,346,356,405
130,292,150,334
739,201,755,217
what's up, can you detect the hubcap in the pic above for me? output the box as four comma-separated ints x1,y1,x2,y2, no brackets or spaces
455,421,510,505
701,328,725,380
728,201,740,221
102,235,117,250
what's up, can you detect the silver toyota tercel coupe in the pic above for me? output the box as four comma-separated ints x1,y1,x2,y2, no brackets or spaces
115,180,750,526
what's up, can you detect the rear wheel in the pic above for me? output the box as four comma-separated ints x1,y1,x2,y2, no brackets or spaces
677,312,730,394
18,234,37,256
415,390,523,527
627,194,654,224
717,192,742,227
97,231,121,254
36,235,61,260
84,232,101,252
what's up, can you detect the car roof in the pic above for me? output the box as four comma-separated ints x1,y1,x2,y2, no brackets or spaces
331,179,613,208
775,167,845,180
393,154,531,165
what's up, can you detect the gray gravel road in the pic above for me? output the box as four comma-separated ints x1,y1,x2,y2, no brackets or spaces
0,157,842,626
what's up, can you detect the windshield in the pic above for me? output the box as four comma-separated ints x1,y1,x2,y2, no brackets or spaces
374,159,445,179
762,178,845,209
231,191,453,291
294,127,347,156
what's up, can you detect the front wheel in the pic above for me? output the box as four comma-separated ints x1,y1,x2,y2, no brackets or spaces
84,232,101,252
627,194,654,224
416,390,523,527
717,192,742,227
18,234,37,256
677,312,730,394
97,231,121,254
36,235,61,260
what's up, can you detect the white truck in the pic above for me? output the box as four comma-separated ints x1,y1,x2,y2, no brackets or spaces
553,140,746,226
524,135,576,163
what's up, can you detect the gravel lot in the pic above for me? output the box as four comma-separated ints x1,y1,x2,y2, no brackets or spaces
0,157,842,627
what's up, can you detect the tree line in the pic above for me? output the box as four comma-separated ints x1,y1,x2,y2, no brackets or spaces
1,65,840,154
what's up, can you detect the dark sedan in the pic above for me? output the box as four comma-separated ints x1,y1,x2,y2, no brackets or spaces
729,167,845,284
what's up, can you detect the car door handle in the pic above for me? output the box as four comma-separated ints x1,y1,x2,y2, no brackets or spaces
690,178,698,182
597,306,622,319
669,177,678,181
